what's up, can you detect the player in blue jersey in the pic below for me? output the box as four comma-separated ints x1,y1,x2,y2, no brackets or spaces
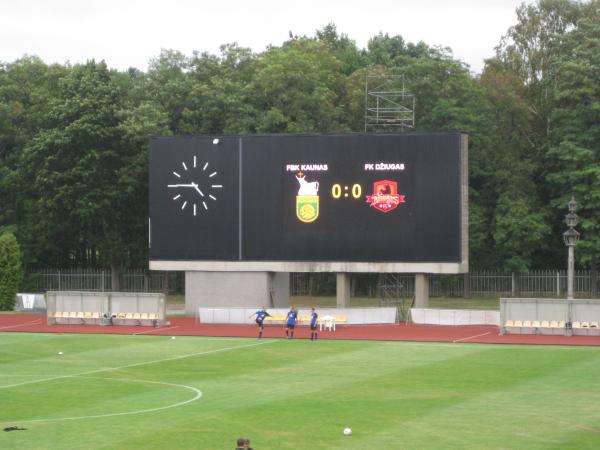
310,307,318,341
250,307,271,338
285,305,298,339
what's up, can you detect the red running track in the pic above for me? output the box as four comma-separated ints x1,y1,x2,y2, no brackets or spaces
2,314,600,346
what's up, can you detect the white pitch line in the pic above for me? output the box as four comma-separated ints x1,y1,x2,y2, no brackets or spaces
0,340,272,390
4,376,203,424
453,331,492,343
0,319,42,330
131,326,181,335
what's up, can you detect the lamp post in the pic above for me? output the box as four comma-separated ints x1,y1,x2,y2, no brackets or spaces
563,195,580,300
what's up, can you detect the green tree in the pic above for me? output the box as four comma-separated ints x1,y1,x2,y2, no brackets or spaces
145,50,194,134
316,23,365,75
0,57,67,232
547,18,600,269
247,39,347,133
0,232,23,310
183,44,258,134
20,60,138,269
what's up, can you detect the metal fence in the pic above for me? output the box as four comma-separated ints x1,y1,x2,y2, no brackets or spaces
23,268,598,298
23,268,183,294
291,270,599,298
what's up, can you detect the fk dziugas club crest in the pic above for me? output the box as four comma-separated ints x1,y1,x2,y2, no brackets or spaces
295,172,319,223
366,180,405,213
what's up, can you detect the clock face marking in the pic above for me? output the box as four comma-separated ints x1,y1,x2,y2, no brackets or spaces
167,156,223,216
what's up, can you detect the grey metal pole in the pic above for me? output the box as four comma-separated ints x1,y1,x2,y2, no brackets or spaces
567,245,575,300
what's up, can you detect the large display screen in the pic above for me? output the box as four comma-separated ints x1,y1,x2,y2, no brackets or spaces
149,133,466,266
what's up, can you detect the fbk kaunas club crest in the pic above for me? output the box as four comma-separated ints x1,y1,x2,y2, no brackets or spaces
366,180,405,213
295,172,319,223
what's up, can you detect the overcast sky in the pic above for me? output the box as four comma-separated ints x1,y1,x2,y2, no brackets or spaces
1,0,533,74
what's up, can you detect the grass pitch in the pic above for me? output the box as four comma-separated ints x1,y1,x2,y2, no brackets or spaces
1,333,600,449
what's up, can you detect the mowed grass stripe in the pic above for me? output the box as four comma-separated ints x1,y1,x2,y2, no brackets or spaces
403,351,600,450
0,336,272,389
139,341,491,449
328,345,600,450
149,342,600,450
2,334,600,450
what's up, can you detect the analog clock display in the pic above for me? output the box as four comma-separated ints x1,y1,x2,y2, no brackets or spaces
167,156,223,216
149,136,239,260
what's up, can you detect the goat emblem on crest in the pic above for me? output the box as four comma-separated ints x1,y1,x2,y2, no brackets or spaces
295,172,320,223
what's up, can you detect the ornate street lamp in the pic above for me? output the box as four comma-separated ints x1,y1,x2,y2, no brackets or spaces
563,195,580,300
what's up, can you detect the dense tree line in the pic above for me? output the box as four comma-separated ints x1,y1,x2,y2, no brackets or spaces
0,0,598,275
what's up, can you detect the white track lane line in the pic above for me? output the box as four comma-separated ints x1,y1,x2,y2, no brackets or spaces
453,331,492,343
4,376,203,424
0,319,42,330
0,340,273,389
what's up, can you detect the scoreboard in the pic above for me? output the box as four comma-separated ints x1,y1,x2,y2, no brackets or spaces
149,133,468,273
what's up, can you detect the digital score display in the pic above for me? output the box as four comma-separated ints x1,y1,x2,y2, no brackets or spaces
149,133,467,269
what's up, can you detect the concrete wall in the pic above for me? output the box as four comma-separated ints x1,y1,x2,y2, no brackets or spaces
185,271,289,314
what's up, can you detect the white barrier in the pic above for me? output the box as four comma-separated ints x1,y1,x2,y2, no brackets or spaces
46,291,167,326
410,308,500,326
15,293,47,311
197,307,397,325
500,298,600,335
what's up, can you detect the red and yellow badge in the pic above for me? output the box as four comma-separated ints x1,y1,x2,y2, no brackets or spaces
366,180,405,213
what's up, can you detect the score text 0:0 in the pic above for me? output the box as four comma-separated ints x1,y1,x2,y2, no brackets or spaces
331,183,362,199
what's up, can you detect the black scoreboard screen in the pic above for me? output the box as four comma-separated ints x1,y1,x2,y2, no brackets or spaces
149,133,467,264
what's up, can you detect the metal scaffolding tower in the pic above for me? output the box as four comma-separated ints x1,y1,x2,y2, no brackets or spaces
365,75,415,132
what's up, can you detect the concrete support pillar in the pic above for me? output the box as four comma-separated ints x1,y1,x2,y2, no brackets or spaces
336,273,351,308
185,271,290,315
269,272,290,308
414,273,429,308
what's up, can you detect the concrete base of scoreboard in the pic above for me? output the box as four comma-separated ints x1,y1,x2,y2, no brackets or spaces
184,271,290,315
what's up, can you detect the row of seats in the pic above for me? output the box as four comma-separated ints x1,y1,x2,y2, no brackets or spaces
113,312,160,320
505,320,600,329
264,315,347,324
51,311,160,320
505,320,565,328
572,321,600,329
52,311,101,319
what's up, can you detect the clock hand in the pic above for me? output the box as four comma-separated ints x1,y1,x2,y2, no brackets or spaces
167,183,205,197
192,183,204,196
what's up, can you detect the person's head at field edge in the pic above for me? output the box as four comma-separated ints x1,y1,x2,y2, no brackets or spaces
244,438,253,449
311,307,315,312
236,437,245,449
